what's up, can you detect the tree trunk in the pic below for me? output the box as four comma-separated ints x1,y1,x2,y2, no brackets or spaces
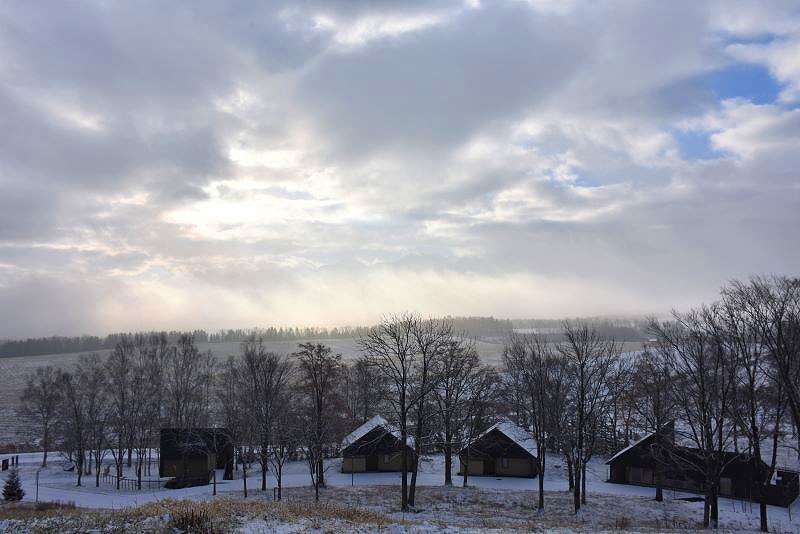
462,452,469,488
581,462,587,505
41,447,48,468
400,420,409,510
759,491,768,532
409,451,419,506
243,460,248,498
573,460,581,513
261,448,268,491
317,457,325,488
76,456,83,487
654,462,663,502
444,441,452,486
537,451,545,511
566,454,574,490
710,489,719,529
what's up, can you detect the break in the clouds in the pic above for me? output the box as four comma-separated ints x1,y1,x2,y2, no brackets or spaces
1,0,799,337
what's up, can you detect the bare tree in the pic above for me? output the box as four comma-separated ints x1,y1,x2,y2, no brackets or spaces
432,339,481,486
459,367,499,488
106,336,136,488
20,365,62,467
216,355,252,495
408,317,453,506
56,369,88,487
649,307,737,529
731,277,800,429
343,357,386,427
164,334,215,429
503,332,570,511
720,287,789,532
357,313,418,511
294,342,344,501
608,357,636,451
630,342,676,502
241,337,293,492
558,321,617,513
269,397,299,501
77,354,111,487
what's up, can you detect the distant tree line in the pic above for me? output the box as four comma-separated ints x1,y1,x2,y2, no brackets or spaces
510,317,650,341
1,317,517,358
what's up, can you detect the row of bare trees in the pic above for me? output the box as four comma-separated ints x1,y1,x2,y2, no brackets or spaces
643,276,799,531
356,313,497,510
21,334,214,489
502,321,618,515
501,276,799,531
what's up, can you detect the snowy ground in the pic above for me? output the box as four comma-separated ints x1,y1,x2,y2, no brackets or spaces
2,451,800,532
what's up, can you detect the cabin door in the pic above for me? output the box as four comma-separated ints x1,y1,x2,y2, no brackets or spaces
484,458,496,475
366,454,379,471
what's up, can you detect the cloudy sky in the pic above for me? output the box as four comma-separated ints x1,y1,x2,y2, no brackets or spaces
1,0,798,338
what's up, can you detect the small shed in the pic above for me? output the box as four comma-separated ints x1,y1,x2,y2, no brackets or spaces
459,421,538,478
340,415,416,473
160,428,235,488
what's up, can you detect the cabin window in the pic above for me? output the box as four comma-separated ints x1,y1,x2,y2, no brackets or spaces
501,458,509,468
720,477,732,496
384,454,391,464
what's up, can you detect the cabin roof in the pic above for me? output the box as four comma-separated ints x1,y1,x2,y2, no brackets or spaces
474,420,538,457
606,422,800,473
340,415,414,450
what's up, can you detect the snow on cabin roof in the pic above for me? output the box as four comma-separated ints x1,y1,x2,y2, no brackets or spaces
606,422,800,473
606,428,659,464
340,415,414,449
481,421,539,457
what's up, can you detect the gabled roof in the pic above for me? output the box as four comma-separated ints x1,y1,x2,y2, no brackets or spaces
477,420,538,457
606,421,800,473
606,428,660,464
341,415,414,450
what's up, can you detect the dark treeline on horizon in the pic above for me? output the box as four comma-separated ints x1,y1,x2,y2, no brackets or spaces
0,316,649,358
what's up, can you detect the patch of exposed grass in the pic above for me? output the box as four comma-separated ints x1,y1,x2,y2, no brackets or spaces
0,500,77,520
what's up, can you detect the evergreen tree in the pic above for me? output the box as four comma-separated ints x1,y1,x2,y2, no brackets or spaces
2,468,24,502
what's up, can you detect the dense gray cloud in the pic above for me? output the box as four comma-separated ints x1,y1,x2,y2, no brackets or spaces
0,0,798,337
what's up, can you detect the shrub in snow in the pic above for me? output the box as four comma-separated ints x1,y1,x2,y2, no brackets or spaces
2,468,25,502
168,506,213,534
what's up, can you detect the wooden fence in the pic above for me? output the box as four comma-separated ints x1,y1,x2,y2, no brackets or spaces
102,473,163,491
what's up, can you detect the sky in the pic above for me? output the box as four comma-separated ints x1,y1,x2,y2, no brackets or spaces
1,0,799,338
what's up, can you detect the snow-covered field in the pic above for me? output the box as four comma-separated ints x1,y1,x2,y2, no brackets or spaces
2,451,799,532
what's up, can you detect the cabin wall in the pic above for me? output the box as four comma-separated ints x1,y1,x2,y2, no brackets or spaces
495,457,534,477
161,458,211,478
341,456,367,473
379,452,404,471
458,458,484,476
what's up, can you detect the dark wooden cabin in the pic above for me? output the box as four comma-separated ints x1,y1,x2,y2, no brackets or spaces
459,421,538,478
160,428,235,488
341,415,416,473
607,423,799,507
